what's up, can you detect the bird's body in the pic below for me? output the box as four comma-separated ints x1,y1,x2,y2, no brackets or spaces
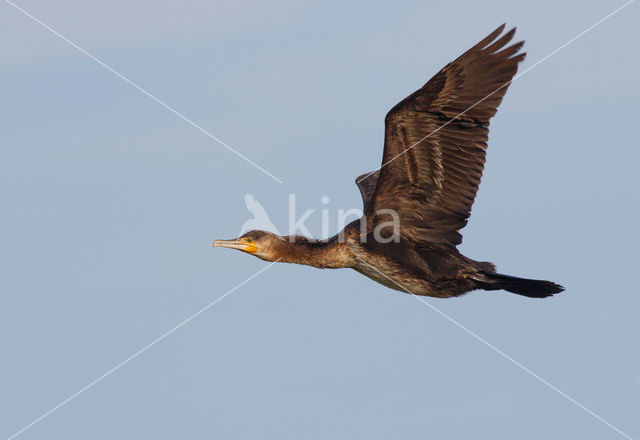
348,229,487,298
214,25,564,299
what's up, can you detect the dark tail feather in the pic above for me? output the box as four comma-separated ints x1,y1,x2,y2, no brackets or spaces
477,272,564,298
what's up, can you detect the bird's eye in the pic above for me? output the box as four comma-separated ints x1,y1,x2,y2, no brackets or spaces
246,238,253,243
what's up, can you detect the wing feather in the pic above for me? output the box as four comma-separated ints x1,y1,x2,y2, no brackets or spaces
355,170,380,212
364,25,525,246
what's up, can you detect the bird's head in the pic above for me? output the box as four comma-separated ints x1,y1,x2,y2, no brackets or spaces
212,230,284,261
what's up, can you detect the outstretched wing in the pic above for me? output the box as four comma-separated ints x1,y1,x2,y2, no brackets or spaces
365,24,525,246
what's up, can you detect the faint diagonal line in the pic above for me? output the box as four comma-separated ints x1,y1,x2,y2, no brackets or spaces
357,0,634,184
354,257,633,440
3,0,283,184
6,259,281,440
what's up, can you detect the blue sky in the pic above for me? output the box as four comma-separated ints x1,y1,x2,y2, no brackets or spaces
1,1,639,439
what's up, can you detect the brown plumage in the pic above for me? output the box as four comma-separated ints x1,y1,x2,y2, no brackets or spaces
214,25,564,299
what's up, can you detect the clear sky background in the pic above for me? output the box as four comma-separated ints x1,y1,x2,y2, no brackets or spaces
1,0,639,439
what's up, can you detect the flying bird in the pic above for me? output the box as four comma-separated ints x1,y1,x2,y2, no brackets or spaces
214,25,563,298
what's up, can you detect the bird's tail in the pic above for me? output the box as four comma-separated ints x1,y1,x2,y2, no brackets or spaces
476,272,564,298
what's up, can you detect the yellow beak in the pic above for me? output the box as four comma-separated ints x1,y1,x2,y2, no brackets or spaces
212,239,257,254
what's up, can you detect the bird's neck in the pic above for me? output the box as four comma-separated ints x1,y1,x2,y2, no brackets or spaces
276,236,354,269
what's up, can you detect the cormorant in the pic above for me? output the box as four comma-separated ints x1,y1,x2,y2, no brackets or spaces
214,25,564,298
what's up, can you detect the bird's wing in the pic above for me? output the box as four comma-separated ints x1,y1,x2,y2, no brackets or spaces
355,170,380,212
365,24,525,246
